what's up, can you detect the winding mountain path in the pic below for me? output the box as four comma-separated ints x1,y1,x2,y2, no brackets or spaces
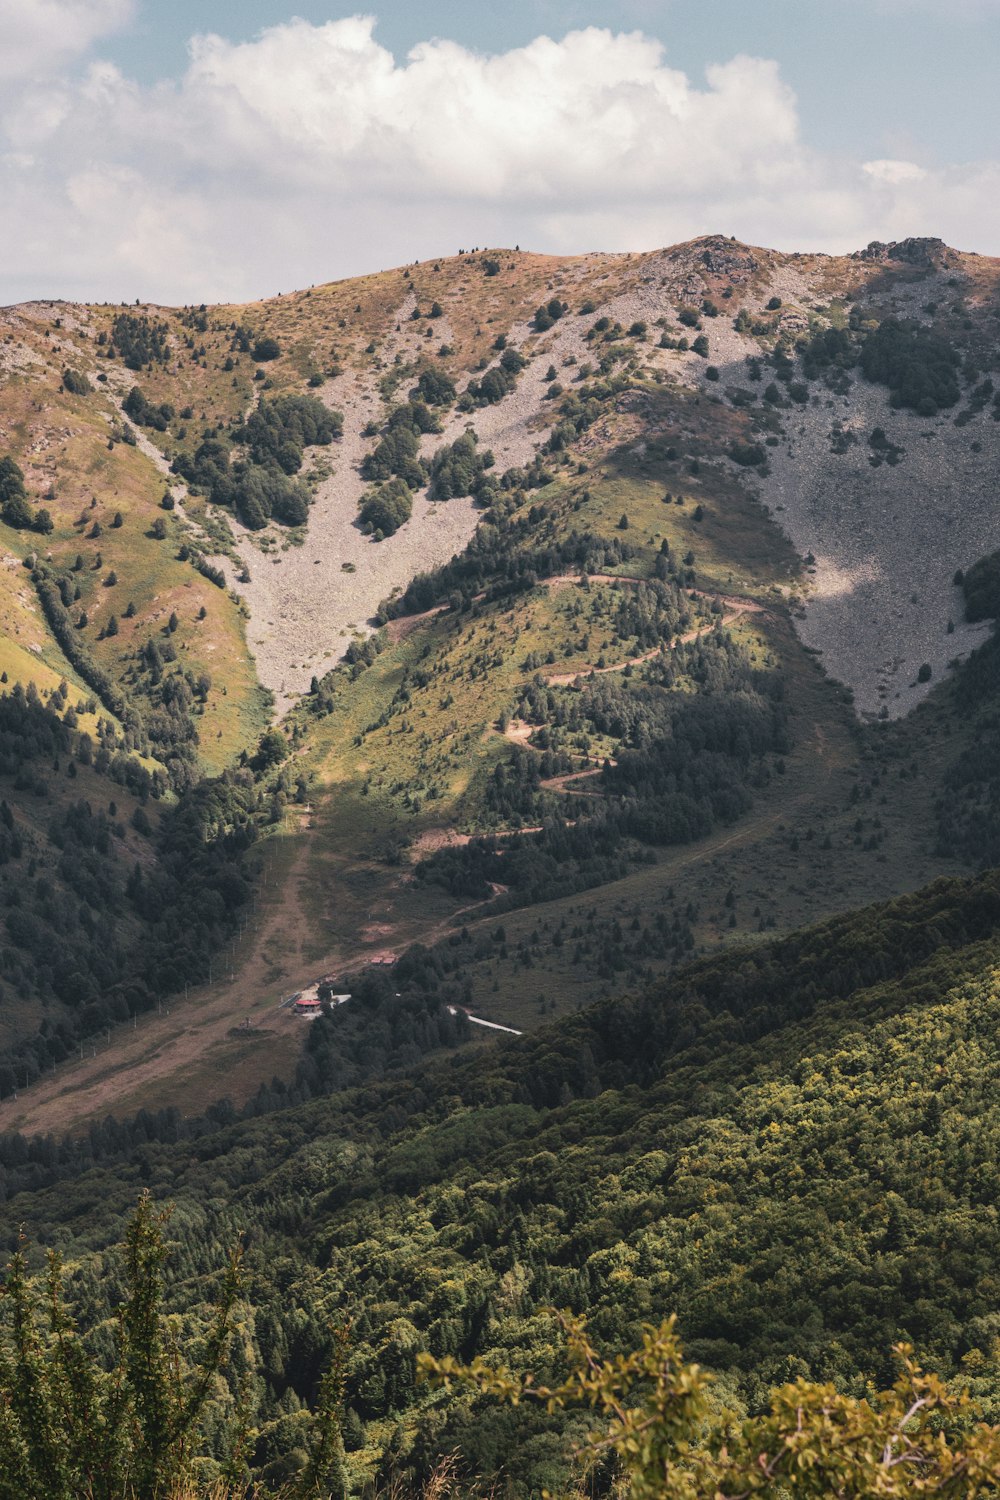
544,598,764,686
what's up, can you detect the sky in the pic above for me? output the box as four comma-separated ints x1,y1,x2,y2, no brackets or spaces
0,0,996,305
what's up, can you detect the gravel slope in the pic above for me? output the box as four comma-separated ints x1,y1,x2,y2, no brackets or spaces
218,299,479,716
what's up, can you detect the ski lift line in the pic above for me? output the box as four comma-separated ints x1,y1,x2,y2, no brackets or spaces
446,1005,522,1036
275,983,522,1035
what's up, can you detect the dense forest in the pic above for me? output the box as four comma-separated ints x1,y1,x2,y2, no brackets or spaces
8,1199,1000,1499
0,684,269,1090
4,871,1000,1490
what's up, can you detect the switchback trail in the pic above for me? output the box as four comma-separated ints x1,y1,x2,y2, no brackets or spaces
545,599,764,685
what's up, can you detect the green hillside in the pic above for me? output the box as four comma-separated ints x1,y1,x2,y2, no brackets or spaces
5,870,1000,1490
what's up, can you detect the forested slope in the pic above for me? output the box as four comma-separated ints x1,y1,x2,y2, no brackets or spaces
4,870,1000,1491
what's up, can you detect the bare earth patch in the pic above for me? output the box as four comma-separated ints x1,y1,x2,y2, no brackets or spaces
754,367,1000,719
223,349,479,716
502,718,535,745
180,297,483,717
701,260,1000,719
410,826,474,856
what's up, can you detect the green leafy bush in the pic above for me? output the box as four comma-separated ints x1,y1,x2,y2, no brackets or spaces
359,476,413,537
61,368,90,395
533,297,566,332
428,431,495,501
123,385,174,432
360,407,429,489
232,466,310,529
0,456,47,532
251,335,281,362
426,1317,1000,1500
860,316,960,414
413,367,456,406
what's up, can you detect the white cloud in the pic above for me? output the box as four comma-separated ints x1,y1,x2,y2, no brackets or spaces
855,159,1000,251
0,13,995,303
862,159,928,185
147,21,799,205
0,0,133,79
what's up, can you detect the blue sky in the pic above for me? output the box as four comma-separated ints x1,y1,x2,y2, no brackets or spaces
0,0,995,303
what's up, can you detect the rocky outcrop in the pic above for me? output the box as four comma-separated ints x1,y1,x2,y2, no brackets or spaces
852,237,948,266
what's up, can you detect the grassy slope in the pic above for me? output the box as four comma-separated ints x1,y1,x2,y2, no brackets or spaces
0,309,272,1056
0,307,269,773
